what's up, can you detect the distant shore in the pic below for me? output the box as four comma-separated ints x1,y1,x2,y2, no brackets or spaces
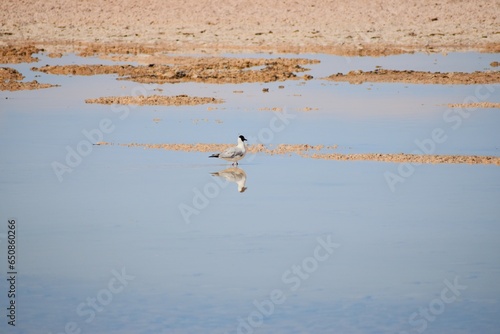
1,0,498,55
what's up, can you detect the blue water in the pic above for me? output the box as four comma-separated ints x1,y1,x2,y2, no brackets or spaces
1,52,500,333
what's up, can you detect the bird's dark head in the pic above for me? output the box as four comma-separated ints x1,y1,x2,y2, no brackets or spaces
239,135,247,142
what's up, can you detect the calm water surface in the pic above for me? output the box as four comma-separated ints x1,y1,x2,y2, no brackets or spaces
1,52,499,333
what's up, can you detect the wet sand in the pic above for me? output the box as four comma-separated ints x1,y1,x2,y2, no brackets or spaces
85,95,224,106
3,58,499,91
31,57,317,84
29,61,500,87
96,142,500,166
0,66,58,91
447,102,500,109
325,69,500,85
0,45,42,63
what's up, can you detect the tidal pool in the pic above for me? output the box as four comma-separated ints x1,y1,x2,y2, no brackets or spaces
0,51,499,333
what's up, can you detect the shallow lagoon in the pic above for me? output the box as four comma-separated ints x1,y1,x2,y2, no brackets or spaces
1,52,499,333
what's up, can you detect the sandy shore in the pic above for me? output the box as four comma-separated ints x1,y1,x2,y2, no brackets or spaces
1,0,499,55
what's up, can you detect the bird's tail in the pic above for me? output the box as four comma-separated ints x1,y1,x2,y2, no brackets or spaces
209,154,219,158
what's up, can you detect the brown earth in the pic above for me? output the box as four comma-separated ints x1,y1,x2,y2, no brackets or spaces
0,0,499,56
0,66,58,91
95,142,500,166
325,69,500,85
0,45,43,63
85,95,224,106
31,57,317,84
29,61,500,89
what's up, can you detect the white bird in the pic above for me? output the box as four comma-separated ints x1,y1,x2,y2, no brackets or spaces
209,135,248,165
211,167,247,193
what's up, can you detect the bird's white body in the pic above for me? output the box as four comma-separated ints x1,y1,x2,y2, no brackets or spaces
209,135,248,165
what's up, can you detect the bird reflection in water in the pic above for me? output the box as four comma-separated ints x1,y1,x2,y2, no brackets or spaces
211,167,247,193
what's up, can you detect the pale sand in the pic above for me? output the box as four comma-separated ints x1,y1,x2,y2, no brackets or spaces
85,95,224,106
1,0,499,55
447,102,500,108
326,69,500,85
96,142,500,166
